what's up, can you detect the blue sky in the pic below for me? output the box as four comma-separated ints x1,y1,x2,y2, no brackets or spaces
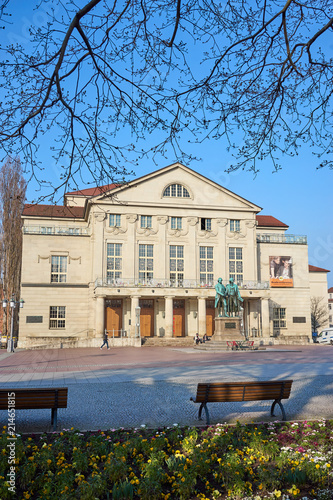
3,1,333,287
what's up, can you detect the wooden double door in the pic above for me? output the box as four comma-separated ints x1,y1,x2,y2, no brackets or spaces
173,299,185,337
139,299,154,337
105,299,123,337
206,300,215,336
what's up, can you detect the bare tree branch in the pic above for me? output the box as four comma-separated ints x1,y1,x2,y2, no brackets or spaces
0,0,333,200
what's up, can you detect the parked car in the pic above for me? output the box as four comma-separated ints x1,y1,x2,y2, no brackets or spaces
316,328,333,345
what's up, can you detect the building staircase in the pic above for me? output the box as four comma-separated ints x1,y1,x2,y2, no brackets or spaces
141,336,195,347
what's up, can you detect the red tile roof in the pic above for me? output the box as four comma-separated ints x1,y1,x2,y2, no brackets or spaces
309,265,330,273
65,184,119,197
23,204,85,219
256,215,289,228
328,287,333,293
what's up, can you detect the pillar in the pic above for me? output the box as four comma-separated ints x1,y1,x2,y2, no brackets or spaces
261,298,270,338
95,296,104,338
165,296,174,338
130,296,140,338
198,297,206,337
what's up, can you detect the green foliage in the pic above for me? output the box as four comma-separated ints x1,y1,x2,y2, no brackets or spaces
112,478,134,499
0,421,332,499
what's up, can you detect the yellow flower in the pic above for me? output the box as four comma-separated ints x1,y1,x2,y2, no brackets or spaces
274,490,282,498
258,483,263,490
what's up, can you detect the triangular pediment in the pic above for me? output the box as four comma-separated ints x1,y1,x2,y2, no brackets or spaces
92,163,261,212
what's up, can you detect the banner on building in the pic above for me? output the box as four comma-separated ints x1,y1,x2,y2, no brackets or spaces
269,256,293,287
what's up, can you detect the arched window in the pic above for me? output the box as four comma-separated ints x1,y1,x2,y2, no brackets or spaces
163,184,190,198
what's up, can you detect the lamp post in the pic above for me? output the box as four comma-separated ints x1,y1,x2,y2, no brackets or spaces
2,296,24,353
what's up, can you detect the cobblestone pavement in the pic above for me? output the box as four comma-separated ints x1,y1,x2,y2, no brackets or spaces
0,345,332,432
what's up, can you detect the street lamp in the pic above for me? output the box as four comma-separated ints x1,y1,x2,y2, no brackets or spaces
2,296,24,352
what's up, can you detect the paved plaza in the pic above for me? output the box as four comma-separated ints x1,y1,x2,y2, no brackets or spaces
0,344,332,433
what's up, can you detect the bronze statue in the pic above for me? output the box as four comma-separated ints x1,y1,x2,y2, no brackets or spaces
226,277,244,317
215,278,228,317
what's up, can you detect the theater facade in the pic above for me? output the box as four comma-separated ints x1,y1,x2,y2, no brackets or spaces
18,163,329,348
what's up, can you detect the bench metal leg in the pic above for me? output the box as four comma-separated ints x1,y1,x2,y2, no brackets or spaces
271,399,286,421
198,403,210,425
51,408,58,431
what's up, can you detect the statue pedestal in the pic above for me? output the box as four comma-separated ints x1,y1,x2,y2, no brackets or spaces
213,317,243,341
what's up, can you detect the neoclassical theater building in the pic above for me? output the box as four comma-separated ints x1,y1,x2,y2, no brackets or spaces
18,163,329,348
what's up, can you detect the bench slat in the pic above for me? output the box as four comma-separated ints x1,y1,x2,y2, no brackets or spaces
191,380,293,423
194,381,292,403
0,389,68,410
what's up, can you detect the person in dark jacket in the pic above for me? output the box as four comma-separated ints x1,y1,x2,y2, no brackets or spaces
100,331,110,350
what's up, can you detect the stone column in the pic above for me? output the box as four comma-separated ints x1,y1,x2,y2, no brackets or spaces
165,296,174,338
130,295,140,338
96,296,105,338
261,298,270,338
198,297,206,337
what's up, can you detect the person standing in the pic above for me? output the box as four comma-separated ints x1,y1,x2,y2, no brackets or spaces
100,331,110,350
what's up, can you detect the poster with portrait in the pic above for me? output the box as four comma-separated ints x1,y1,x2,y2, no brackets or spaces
269,256,293,287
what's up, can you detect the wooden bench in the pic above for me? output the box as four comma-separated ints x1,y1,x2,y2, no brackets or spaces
190,380,293,424
0,388,68,431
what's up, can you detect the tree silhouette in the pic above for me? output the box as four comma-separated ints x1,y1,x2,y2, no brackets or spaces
0,157,27,337
0,0,332,200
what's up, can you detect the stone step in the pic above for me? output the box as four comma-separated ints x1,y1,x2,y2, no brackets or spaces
141,337,195,347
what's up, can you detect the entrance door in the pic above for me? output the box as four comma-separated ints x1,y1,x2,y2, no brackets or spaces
173,299,185,337
206,300,215,336
105,299,123,337
139,299,154,337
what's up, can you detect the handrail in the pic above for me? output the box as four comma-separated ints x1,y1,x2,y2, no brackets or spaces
257,233,307,244
23,225,90,236
95,278,269,290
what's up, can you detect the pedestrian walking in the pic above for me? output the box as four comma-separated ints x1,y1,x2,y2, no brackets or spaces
100,331,110,350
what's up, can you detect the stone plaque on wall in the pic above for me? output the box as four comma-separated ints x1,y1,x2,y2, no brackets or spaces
225,322,237,329
26,316,43,323
293,317,306,323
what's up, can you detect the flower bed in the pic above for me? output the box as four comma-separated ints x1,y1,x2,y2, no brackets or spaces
1,420,332,499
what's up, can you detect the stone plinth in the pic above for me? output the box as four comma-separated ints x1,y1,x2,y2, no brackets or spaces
213,317,244,341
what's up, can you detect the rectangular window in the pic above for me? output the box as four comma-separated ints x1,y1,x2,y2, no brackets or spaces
171,217,182,230
273,308,286,328
229,247,243,284
109,214,121,227
51,256,67,283
139,244,154,281
200,218,212,231
199,246,214,283
329,304,332,310
170,245,184,285
230,219,240,232
107,243,122,282
41,227,53,234
49,306,66,329
141,215,152,228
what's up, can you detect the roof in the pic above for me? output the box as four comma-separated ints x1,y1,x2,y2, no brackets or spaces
328,287,333,293
256,215,289,228
23,204,85,219
309,265,330,273
65,184,119,197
